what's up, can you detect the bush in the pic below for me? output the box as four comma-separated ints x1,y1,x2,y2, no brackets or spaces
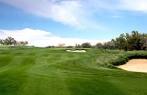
111,51,147,66
81,42,91,48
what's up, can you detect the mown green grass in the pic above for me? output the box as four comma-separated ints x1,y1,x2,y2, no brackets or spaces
0,48,147,95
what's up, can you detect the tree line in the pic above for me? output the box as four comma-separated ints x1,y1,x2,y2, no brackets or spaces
95,31,147,51
2,31,147,50
70,31,147,51
0,37,28,46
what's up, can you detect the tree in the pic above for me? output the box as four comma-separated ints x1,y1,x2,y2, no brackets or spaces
94,31,147,51
142,34,147,50
125,31,144,50
81,42,91,48
19,41,28,46
0,37,28,47
95,43,103,49
75,44,81,48
113,34,128,50
0,39,4,45
103,41,115,49
112,31,146,50
3,37,16,45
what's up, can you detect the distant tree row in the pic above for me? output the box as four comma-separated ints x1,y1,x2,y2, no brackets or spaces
112,31,147,50
45,31,147,50
0,37,28,46
72,31,147,51
74,43,92,48
95,31,147,51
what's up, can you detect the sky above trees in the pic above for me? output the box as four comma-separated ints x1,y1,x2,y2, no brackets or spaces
0,0,147,46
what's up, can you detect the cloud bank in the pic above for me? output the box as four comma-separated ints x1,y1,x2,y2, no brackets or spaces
0,28,104,47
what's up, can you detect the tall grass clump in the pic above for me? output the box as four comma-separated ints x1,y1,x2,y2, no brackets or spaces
111,51,147,66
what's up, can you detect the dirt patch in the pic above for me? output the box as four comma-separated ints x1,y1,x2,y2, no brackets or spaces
118,59,147,73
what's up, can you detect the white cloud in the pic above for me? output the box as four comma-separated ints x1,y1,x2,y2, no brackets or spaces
1,0,147,33
0,0,82,27
0,0,105,30
1,0,147,22
86,0,147,13
0,28,105,47
118,0,147,12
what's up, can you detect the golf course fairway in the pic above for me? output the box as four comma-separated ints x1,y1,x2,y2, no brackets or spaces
0,48,147,95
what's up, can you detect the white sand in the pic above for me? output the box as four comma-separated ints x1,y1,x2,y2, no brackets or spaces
118,59,147,73
66,50,86,53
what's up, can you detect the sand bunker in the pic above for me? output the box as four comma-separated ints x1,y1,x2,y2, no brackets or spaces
118,59,147,73
66,50,86,53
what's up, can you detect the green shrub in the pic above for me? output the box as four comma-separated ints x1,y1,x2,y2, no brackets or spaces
111,51,147,66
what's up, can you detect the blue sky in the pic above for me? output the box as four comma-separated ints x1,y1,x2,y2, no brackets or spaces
0,0,147,46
